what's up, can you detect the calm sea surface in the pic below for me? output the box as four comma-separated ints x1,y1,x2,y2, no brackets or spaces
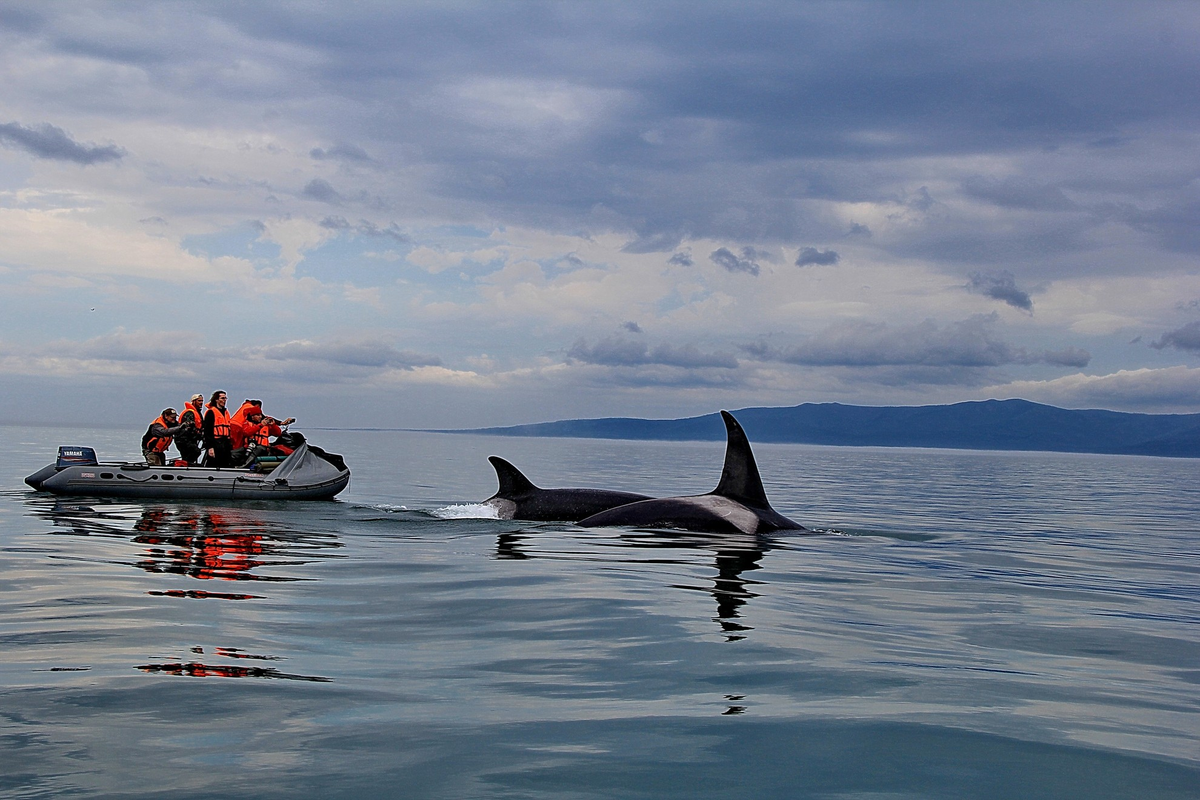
1,423,1197,799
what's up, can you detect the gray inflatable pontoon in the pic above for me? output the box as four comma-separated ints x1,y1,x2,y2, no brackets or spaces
25,442,350,500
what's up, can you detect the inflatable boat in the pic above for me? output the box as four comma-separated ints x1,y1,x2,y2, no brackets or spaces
25,441,350,501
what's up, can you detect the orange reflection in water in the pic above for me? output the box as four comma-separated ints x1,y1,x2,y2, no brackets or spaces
36,501,340,588
127,507,338,584
137,662,330,682
135,510,270,581
138,646,330,682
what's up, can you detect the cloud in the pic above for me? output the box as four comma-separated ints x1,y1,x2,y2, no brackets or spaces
302,178,342,204
39,330,209,364
0,331,441,376
989,366,1200,411
743,315,1089,369
621,321,643,333
319,216,409,243
961,176,1075,211
2,5,1199,424
795,247,840,267
621,230,685,253
1150,321,1200,353
568,336,737,369
310,143,372,162
967,271,1034,312
710,247,760,276
257,340,440,369
0,121,125,164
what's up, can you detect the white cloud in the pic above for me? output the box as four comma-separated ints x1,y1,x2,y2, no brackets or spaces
0,206,252,282
986,367,1200,412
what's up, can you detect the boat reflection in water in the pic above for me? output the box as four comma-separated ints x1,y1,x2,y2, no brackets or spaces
35,500,343,587
133,506,312,585
30,499,339,681
496,528,772,642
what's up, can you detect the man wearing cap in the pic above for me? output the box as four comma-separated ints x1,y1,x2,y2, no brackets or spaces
175,393,205,465
142,408,185,466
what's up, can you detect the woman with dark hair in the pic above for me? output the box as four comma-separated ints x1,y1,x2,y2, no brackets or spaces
202,390,233,467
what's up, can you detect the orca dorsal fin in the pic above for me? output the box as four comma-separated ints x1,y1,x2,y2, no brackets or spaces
712,411,771,508
488,456,539,497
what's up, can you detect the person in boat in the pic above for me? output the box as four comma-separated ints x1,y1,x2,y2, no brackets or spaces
232,406,294,466
230,399,262,429
202,390,233,468
141,408,185,466
175,393,205,465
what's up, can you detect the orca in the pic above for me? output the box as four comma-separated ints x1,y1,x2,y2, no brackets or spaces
577,410,805,535
483,456,652,522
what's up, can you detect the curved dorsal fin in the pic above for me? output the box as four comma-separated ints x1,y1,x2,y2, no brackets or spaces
488,456,539,497
712,411,771,508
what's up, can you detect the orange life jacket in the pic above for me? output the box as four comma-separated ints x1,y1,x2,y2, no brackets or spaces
142,416,174,453
250,423,272,448
180,402,203,430
232,418,275,450
207,404,231,439
230,401,261,429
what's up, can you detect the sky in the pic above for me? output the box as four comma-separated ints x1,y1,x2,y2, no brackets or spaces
1,1,1199,428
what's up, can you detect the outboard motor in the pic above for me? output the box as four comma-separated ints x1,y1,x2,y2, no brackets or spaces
56,446,98,468
27,446,98,491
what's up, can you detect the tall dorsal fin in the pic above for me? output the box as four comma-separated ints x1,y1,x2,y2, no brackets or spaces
712,411,771,508
488,456,539,497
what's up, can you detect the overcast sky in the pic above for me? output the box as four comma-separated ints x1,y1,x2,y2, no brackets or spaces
1,1,1199,428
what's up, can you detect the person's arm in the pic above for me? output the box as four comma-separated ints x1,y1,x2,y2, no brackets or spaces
202,409,216,457
149,422,182,439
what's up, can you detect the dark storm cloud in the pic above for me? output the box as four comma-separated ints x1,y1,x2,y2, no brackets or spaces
1,0,1195,387
1150,321,1200,354
710,247,760,276
12,3,1198,260
568,336,737,369
966,271,1034,312
0,122,124,164
199,4,1200,250
795,247,839,267
742,316,1089,369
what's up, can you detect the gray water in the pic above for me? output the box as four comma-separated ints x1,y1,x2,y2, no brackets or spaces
1,424,1197,799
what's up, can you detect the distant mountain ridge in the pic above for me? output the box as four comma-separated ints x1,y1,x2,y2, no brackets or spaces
455,399,1200,458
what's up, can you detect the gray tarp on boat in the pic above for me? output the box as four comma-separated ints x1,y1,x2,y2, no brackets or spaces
25,441,350,500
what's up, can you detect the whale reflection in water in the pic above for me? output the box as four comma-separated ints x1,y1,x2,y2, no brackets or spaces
496,528,771,641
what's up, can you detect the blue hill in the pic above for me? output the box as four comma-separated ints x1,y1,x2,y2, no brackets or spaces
457,399,1200,458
